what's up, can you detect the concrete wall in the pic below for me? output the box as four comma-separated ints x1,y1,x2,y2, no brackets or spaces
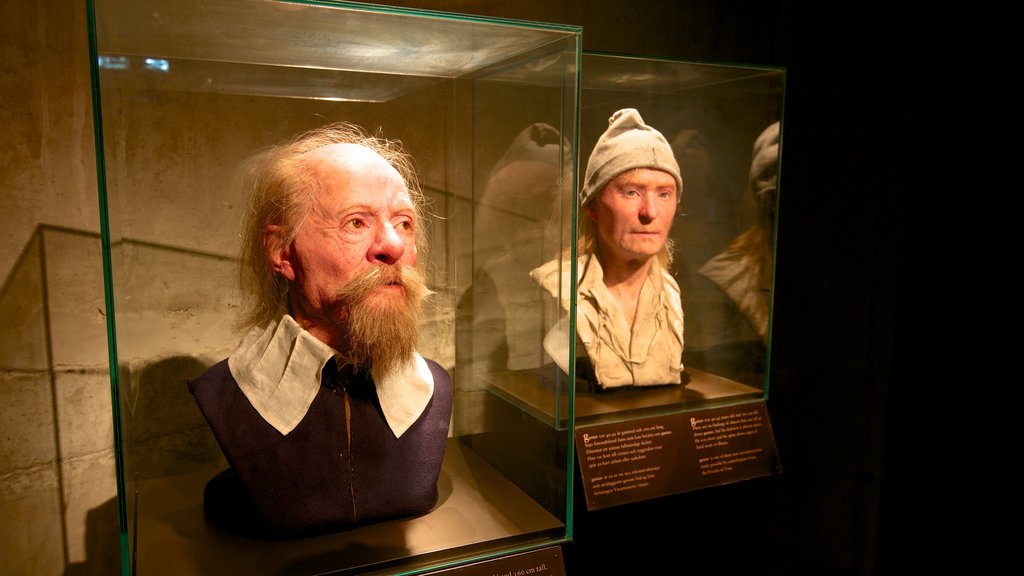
0,2,114,574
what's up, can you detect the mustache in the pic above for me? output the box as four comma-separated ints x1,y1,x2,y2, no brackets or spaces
330,263,429,373
332,263,431,303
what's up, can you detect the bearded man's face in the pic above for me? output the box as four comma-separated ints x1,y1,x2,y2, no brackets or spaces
270,143,425,369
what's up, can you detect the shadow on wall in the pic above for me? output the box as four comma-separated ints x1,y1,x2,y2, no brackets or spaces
62,497,119,576
121,354,226,481
64,354,226,576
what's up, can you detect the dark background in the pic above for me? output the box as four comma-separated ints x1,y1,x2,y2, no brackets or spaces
369,2,945,574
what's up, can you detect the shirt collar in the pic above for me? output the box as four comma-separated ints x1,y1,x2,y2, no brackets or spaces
227,315,433,438
578,254,666,298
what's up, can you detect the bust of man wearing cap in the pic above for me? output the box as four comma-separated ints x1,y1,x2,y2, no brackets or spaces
531,108,685,392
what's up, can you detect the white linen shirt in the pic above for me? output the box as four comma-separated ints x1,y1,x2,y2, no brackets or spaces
530,254,684,389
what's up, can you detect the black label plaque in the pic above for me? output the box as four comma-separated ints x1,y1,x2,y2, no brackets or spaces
421,546,566,576
575,401,781,510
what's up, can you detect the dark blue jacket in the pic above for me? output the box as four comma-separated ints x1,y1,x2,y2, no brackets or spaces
188,358,453,539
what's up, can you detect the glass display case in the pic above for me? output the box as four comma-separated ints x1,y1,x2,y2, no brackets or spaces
575,52,784,419
87,0,580,574
567,52,785,510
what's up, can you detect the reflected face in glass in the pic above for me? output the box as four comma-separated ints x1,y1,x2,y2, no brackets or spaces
274,143,418,332
588,168,678,265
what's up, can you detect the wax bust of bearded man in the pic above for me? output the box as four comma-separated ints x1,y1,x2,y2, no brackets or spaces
531,108,685,392
188,122,453,539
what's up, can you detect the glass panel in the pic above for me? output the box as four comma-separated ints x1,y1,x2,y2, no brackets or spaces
87,1,579,574
452,40,580,528
0,226,115,575
0,230,64,575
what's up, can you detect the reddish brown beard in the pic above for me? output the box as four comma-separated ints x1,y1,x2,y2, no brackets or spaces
331,264,427,376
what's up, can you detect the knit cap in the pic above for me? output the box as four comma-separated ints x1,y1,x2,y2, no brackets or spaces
580,108,682,206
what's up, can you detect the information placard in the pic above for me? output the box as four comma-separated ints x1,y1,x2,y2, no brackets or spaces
575,401,780,510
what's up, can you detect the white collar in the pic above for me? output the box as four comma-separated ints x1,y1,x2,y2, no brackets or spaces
227,315,434,438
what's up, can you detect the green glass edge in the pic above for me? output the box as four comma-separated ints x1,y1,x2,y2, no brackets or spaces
563,31,581,543
282,0,582,33
763,69,787,403
582,48,788,75
84,1,131,574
